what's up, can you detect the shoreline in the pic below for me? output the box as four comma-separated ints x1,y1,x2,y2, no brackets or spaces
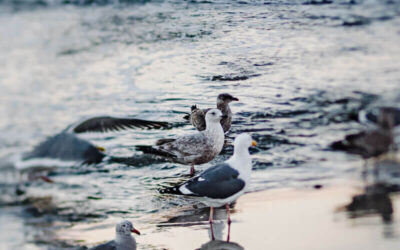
57,181,400,249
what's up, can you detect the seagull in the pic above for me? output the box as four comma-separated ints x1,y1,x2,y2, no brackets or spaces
89,220,140,250
185,93,239,133
136,109,226,176
332,107,396,159
159,133,256,241
15,116,169,171
331,107,397,180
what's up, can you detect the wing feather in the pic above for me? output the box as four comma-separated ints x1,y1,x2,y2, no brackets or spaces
158,133,207,156
89,240,117,250
182,164,245,199
73,116,169,133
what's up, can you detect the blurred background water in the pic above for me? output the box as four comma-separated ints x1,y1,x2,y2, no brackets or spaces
0,0,400,249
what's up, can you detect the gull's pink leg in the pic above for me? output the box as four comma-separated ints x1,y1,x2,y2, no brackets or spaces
209,207,215,240
226,204,231,242
39,176,54,183
190,165,195,177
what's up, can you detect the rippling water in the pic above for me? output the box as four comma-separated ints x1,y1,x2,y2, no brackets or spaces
1,0,400,249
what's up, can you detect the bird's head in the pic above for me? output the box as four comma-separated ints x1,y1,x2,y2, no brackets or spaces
205,109,226,123
217,93,239,104
234,133,257,151
116,220,140,236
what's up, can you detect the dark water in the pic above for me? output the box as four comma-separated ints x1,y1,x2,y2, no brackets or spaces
1,0,400,249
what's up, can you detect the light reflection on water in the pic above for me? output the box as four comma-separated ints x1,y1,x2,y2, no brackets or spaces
0,0,400,249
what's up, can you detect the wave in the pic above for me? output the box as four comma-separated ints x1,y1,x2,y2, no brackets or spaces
0,0,161,9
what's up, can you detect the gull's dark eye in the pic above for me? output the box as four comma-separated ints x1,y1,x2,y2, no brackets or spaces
211,112,215,115
123,225,126,227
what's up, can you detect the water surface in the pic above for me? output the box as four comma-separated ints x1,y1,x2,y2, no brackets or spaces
1,0,400,249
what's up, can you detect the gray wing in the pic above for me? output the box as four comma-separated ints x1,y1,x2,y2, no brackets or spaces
158,132,208,157
182,163,245,199
89,240,117,250
73,116,169,133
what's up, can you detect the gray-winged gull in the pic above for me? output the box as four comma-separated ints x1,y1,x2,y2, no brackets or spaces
159,133,256,241
185,93,239,133
15,116,169,170
136,109,226,176
89,220,140,250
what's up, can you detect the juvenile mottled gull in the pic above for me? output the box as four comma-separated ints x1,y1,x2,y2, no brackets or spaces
136,109,226,176
160,133,256,241
90,220,140,250
15,116,169,170
332,107,397,180
186,93,239,133
332,107,396,158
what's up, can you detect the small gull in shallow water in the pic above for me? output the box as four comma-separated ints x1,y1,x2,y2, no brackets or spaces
160,133,256,241
15,116,169,170
136,109,225,176
185,93,239,133
89,220,140,250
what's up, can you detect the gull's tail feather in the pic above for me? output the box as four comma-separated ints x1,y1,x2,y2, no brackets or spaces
182,105,197,120
331,133,363,150
135,145,177,159
331,139,354,152
159,186,184,195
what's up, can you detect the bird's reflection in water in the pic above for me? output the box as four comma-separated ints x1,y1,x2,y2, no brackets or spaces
208,220,225,241
345,183,393,223
159,205,243,246
337,155,400,239
159,206,229,227
202,210,243,249
343,155,400,222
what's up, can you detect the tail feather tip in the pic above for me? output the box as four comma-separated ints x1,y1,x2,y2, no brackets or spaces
159,186,181,194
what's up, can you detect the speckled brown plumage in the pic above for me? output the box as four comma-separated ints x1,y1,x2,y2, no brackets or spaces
188,93,238,133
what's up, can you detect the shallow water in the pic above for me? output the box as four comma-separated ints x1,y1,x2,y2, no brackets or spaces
1,0,400,249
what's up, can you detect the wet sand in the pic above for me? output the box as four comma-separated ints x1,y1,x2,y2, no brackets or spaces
58,181,400,250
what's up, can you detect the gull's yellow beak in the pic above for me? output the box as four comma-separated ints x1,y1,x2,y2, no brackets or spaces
252,140,257,147
96,146,106,152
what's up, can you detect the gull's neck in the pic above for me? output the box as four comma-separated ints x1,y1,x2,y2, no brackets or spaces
204,120,224,137
227,146,252,174
204,120,225,152
217,101,231,115
116,233,135,246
